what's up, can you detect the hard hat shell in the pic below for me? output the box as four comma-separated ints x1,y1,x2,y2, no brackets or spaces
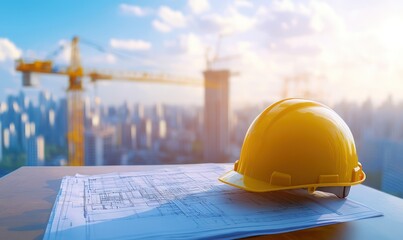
219,98,365,192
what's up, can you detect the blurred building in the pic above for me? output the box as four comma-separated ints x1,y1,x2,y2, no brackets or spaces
27,136,45,166
137,118,152,149
203,70,230,163
0,123,2,162
119,122,137,150
380,141,403,198
55,98,68,147
84,127,114,166
8,124,19,150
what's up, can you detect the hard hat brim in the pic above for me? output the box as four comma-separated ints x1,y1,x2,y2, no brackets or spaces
219,170,283,192
219,170,366,192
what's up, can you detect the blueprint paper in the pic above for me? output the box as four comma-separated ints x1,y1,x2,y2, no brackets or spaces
43,164,382,240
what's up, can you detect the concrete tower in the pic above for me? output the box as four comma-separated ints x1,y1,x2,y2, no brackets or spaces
203,70,230,162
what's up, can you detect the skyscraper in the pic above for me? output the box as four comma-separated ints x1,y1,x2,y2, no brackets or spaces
137,119,152,149
84,127,114,166
203,70,230,163
381,141,403,198
55,98,68,147
37,136,45,165
0,123,2,162
27,135,45,166
120,122,137,150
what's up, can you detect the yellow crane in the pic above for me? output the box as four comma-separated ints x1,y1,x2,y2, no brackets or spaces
16,36,202,166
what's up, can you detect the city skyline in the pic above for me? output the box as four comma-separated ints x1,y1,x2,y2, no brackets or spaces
1,89,403,198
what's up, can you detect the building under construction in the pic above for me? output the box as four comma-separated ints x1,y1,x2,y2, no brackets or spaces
203,70,230,162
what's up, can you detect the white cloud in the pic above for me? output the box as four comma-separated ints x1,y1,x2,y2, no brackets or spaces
105,54,116,63
188,0,209,14
110,39,152,51
234,0,253,9
153,6,186,32
152,20,171,33
257,0,344,39
87,53,117,64
272,0,296,12
309,1,344,34
0,38,22,61
159,6,186,27
55,39,71,63
119,4,147,17
199,7,255,34
178,33,204,55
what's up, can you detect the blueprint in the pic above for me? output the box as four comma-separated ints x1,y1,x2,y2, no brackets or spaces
43,164,382,239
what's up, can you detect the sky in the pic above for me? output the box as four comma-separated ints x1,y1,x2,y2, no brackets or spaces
1,0,403,107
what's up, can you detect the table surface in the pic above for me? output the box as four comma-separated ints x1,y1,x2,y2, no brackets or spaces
0,165,402,240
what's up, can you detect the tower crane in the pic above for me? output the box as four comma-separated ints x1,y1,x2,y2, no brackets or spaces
205,34,239,73
282,73,323,100
15,36,202,166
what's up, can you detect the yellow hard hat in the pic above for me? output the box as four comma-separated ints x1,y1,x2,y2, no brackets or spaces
219,98,365,198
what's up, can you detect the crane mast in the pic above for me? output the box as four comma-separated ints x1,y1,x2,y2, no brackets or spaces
66,36,84,165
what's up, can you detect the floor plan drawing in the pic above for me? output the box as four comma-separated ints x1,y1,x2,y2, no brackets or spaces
44,164,382,239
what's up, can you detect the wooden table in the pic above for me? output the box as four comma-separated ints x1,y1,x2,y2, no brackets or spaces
0,165,402,240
